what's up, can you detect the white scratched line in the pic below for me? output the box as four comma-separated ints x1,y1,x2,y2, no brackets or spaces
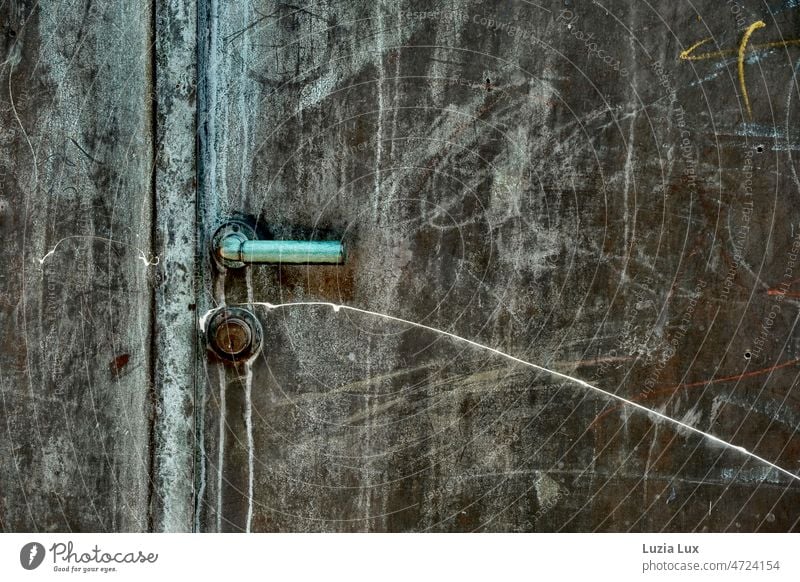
38,235,159,267
244,361,254,533
200,301,800,485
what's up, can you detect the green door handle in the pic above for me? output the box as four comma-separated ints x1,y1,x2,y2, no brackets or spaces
213,221,345,268
220,238,345,264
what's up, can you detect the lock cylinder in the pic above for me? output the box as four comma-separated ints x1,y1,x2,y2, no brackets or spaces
205,307,263,363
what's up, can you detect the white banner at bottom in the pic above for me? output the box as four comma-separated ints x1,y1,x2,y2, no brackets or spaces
0,533,797,581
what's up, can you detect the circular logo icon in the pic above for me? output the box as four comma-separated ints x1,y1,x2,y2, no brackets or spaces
20,542,45,570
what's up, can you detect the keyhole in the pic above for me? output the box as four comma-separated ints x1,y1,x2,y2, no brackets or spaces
213,319,251,356
206,307,264,363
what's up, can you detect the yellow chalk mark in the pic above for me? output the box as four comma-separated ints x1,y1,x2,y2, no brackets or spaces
738,20,766,119
678,20,800,61
680,38,800,61
679,21,800,119
680,36,715,61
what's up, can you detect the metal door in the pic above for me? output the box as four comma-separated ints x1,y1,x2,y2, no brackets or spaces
0,1,159,531
3,0,800,534
0,0,196,533
193,1,800,532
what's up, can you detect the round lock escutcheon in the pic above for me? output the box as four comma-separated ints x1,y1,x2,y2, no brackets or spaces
206,307,263,363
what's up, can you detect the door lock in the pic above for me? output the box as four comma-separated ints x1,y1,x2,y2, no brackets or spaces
205,307,263,363
207,220,344,363
212,220,345,269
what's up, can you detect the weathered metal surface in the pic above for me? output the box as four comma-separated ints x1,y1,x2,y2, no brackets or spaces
219,238,345,264
0,1,154,530
2,0,800,534
151,0,198,532
197,0,800,532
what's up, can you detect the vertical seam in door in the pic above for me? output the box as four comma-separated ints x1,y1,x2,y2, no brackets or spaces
146,0,159,534
193,0,204,534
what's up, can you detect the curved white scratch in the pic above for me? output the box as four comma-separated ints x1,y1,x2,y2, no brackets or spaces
38,235,159,267
199,301,800,485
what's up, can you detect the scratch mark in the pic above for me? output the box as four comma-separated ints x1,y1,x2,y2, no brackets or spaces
9,68,37,188
223,7,279,45
373,7,386,220
215,366,226,532
200,302,800,484
68,137,104,164
767,275,800,296
280,3,325,21
38,235,159,268
244,269,255,533
591,358,800,426
244,362,254,532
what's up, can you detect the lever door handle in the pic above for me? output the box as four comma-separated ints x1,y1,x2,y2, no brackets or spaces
213,221,345,267
220,239,345,264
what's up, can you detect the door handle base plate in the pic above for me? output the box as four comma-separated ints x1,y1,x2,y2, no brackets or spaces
211,221,257,269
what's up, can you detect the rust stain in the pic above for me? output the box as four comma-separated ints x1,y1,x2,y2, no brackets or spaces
767,275,800,297
110,353,131,377
767,290,800,298
590,358,800,428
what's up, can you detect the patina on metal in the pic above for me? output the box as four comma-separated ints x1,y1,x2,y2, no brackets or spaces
205,307,263,363
213,221,345,267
